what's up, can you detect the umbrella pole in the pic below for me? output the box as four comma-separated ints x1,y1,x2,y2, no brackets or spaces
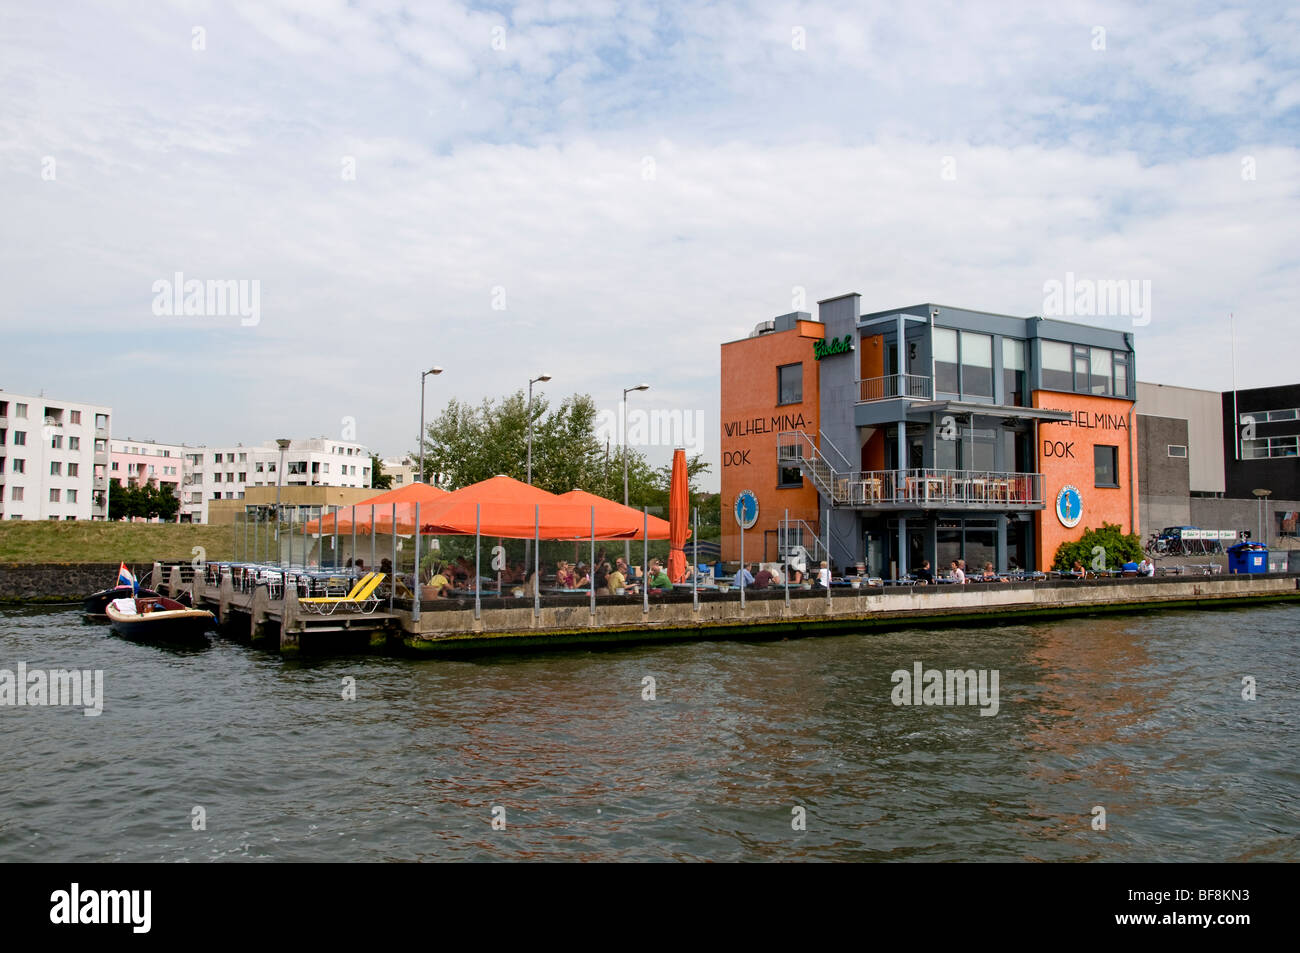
740,520,745,609
590,506,596,618
692,506,698,611
474,504,481,621
351,505,356,571
533,505,540,618
370,505,376,572
643,507,649,615
412,501,421,623
784,508,790,608
389,503,396,612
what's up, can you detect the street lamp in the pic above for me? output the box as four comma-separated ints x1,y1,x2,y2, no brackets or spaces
623,383,650,565
1253,488,1272,546
275,438,291,565
418,366,443,484
526,374,552,485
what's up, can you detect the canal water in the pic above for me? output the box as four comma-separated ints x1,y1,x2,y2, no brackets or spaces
1,603,1296,862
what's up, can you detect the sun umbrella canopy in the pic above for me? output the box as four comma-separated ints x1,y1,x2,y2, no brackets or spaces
303,482,447,535
667,449,690,582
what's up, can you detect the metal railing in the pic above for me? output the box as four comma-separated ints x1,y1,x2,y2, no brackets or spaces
778,432,1043,508
857,374,932,403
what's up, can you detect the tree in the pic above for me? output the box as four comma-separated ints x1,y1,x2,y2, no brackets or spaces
370,454,393,490
107,479,129,521
1052,522,1143,572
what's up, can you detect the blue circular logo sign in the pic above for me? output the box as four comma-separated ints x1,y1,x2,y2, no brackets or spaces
1056,484,1083,528
734,490,759,530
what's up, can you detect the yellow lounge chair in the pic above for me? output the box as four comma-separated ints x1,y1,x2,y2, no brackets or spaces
299,572,374,615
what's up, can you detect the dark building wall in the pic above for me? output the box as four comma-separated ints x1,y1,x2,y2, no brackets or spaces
1138,414,1191,534
1221,384,1300,499
817,293,864,569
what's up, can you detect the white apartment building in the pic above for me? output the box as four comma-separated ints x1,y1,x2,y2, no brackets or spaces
0,389,112,520
181,436,371,522
381,456,417,487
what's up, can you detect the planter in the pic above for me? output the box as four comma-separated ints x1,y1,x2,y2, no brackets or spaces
850,579,862,589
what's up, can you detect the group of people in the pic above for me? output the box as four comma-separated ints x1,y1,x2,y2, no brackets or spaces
732,560,832,589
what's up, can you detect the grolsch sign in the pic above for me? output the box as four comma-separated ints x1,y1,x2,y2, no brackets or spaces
813,335,854,360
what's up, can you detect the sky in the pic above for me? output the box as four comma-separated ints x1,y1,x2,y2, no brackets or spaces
2,0,1297,492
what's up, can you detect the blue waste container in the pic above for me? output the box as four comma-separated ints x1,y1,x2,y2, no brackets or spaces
1227,542,1268,574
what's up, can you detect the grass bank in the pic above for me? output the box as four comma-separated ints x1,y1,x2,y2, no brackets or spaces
0,521,236,564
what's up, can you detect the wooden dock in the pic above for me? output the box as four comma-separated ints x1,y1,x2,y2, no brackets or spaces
154,561,1300,657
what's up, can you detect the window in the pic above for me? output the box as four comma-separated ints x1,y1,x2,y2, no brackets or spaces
213,472,222,482
777,444,803,487
1113,356,1129,397
11,486,23,501
1073,346,1090,392
1094,446,1119,487
1041,341,1072,392
778,363,803,405
0,429,5,445
238,472,246,482
960,332,994,398
16,403,28,418
70,410,81,425
1089,348,1112,396
94,439,105,452
212,493,221,500
67,489,77,503
51,434,63,449
213,453,222,464
1240,408,1300,423
68,463,78,477
12,459,24,474
13,431,26,446
50,488,61,503
68,436,79,450
1243,435,1299,458
0,401,6,416
94,413,107,430
929,328,958,395
1002,339,1026,406
50,461,61,476
1168,445,1188,458
111,461,119,471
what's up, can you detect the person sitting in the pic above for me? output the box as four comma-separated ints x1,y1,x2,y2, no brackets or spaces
1071,559,1087,579
788,562,805,585
914,560,934,585
980,562,1007,583
949,560,966,584
426,563,452,598
752,565,775,589
817,561,832,589
647,559,672,591
605,562,626,594
1138,558,1155,577
573,563,591,589
734,563,755,588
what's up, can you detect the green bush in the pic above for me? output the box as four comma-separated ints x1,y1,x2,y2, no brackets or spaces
1052,522,1144,572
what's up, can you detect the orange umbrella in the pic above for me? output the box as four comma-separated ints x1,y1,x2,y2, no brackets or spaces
556,489,674,540
304,482,446,534
667,448,689,582
413,476,673,540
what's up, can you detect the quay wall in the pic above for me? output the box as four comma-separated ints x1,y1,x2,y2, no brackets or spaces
0,562,156,602
399,574,1300,654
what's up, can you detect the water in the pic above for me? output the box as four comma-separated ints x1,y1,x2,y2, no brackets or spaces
1,603,1296,862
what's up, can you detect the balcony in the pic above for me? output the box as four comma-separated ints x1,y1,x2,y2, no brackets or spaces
857,374,932,403
778,432,1043,511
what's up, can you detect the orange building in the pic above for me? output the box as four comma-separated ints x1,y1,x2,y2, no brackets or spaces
719,297,1138,575
720,314,823,563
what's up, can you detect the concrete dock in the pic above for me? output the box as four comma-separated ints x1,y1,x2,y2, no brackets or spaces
156,562,1300,656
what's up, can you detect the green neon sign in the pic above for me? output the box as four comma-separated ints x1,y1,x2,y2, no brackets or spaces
813,334,854,360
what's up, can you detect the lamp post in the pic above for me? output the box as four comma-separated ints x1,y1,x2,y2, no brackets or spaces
526,374,551,485
1253,488,1271,547
623,383,649,566
418,366,443,484
275,438,290,566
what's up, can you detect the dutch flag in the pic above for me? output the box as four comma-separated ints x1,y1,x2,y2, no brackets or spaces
117,562,137,592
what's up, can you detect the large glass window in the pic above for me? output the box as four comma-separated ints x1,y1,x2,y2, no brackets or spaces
960,332,994,398
1073,346,1090,392
1089,348,1112,395
933,328,959,395
1041,341,1072,392
778,443,803,487
967,427,996,471
778,363,803,405
1094,445,1119,487
1113,355,1129,397
1002,339,1026,406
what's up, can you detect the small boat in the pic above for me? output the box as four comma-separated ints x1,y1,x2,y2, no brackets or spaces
106,596,215,644
84,585,164,617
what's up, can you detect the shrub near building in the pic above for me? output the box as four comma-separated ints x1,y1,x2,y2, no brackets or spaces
1051,522,1144,572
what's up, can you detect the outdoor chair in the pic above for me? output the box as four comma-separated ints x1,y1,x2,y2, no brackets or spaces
299,572,375,614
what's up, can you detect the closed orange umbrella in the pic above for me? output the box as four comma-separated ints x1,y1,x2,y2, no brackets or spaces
667,448,689,582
